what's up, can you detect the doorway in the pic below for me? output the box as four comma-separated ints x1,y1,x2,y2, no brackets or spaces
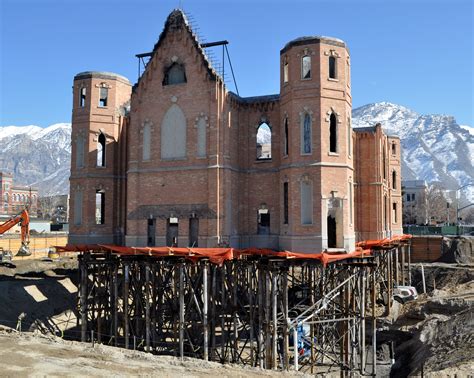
327,215,337,248
147,218,156,247
189,217,199,247
166,217,179,247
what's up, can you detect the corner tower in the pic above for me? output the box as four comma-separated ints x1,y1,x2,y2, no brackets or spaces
279,36,355,252
69,71,131,245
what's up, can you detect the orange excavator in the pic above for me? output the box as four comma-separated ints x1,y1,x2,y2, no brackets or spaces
0,209,31,262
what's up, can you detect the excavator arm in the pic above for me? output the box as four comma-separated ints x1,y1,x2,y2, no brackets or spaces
0,209,31,256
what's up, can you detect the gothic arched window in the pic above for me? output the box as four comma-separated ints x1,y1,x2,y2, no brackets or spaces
256,122,272,160
163,63,187,85
161,104,187,159
330,113,338,153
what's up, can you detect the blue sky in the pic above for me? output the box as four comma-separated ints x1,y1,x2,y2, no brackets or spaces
1,0,473,127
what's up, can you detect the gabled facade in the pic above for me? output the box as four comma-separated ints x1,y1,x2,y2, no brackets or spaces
68,10,402,251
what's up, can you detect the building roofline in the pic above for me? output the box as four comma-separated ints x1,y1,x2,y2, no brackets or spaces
281,35,348,54
74,71,131,85
228,92,280,104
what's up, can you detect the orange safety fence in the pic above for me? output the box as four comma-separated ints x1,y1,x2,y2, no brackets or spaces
55,235,411,267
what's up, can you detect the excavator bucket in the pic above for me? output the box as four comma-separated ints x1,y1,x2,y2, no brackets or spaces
16,243,31,257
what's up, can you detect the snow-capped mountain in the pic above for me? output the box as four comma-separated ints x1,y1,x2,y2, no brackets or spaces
352,102,474,201
1,102,472,200
0,123,71,196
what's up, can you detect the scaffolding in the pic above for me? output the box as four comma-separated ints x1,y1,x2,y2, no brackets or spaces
72,237,411,375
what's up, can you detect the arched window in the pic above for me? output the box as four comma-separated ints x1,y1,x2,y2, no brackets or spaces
99,87,108,107
283,117,289,156
142,124,151,161
392,170,397,189
79,87,86,107
330,113,338,153
97,132,106,167
302,55,311,79
161,104,186,159
329,56,337,79
256,122,272,159
163,63,187,85
391,142,397,155
283,60,289,83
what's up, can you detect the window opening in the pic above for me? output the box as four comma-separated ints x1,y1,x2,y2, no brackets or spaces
283,61,289,83
392,142,396,155
163,63,187,85
329,56,337,79
95,190,105,225
284,118,289,156
330,113,338,153
256,122,271,159
302,55,311,79
392,171,397,189
393,203,398,223
302,113,311,154
97,133,106,167
80,87,86,107
257,208,270,235
99,87,108,107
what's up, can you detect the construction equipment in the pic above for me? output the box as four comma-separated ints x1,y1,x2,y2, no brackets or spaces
0,209,31,261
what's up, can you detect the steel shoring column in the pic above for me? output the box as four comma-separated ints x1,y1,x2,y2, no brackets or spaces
113,261,118,346
361,266,366,375
401,245,406,286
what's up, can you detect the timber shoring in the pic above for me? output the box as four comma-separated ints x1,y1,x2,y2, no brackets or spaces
77,243,409,374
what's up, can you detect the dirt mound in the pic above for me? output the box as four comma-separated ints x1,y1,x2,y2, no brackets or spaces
389,265,474,376
0,257,79,336
439,236,474,264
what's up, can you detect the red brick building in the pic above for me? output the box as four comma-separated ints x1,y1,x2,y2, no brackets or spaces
0,172,38,217
68,10,402,251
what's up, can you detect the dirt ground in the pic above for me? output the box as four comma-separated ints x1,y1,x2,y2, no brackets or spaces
0,327,307,377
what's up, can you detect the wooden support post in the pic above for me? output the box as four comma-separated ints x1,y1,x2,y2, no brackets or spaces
124,263,130,349
145,263,151,352
258,268,264,369
80,258,87,342
203,261,209,361
179,263,185,359
394,246,399,285
282,270,289,370
248,265,255,366
408,242,412,285
360,268,366,375
272,271,278,370
113,262,118,346
372,266,377,376
401,245,406,286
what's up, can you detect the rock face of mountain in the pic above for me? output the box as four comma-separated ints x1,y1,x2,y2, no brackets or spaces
1,103,472,199
0,124,71,196
352,102,474,201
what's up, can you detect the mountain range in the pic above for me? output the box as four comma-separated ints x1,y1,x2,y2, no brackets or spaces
0,102,472,200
